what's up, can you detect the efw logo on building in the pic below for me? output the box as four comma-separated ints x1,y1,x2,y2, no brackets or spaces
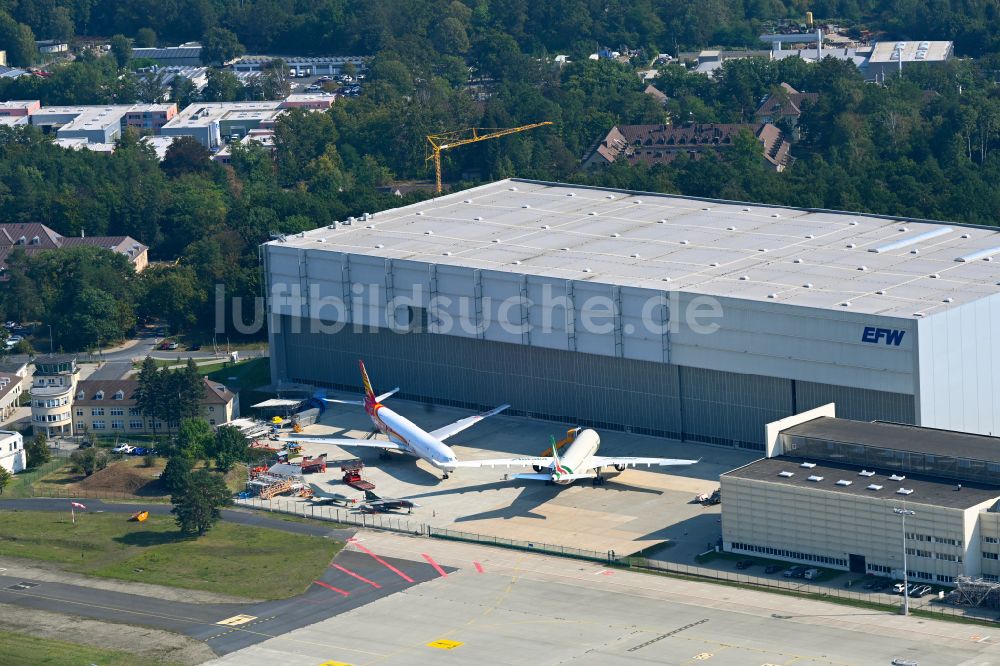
861,327,906,346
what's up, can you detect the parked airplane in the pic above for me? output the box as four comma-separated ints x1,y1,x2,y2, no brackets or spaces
450,428,699,485
284,361,509,479
306,483,358,506
360,489,420,514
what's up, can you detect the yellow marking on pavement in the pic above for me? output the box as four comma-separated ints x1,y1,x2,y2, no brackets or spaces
318,661,354,666
693,654,713,661
427,639,464,650
217,614,257,626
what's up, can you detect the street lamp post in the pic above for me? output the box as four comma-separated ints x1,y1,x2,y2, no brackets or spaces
895,507,916,615
47,324,53,355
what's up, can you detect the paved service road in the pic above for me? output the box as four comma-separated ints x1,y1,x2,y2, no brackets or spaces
0,499,448,656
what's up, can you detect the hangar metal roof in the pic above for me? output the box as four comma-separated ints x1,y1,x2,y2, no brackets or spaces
272,178,1000,318
724,456,1000,509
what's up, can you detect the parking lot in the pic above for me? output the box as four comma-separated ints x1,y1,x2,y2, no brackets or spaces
262,391,755,557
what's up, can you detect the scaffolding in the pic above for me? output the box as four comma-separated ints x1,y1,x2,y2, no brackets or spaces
952,576,1000,608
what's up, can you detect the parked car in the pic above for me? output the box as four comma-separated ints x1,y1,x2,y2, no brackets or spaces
188,343,202,351
130,446,149,456
112,443,135,454
764,565,783,574
803,568,821,580
735,560,754,570
782,565,807,578
305,84,322,92
911,585,933,598
166,341,179,350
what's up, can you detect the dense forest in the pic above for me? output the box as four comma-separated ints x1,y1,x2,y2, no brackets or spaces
2,1,1000,349
5,0,1000,57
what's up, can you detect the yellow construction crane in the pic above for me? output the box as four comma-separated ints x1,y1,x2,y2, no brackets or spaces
426,122,553,194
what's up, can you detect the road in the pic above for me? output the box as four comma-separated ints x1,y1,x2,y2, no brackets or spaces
0,499,446,656
5,330,266,365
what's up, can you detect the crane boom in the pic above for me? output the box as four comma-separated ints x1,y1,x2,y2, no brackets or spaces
426,122,553,193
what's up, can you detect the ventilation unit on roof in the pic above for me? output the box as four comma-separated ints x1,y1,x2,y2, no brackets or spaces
800,462,816,468
836,480,852,486
859,470,875,477
889,474,906,481
867,484,883,491
897,488,914,495
778,471,795,477
808,475,824,482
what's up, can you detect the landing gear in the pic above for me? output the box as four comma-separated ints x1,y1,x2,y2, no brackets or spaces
442,472,450,480
592,474,606,487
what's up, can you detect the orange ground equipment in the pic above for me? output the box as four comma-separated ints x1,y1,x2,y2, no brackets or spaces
129,511,149,522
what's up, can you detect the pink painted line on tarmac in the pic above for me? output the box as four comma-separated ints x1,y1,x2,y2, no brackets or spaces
331,563,382,588
421,553,448,577
473,561,485,573
313,580,350,596
348,538,415,583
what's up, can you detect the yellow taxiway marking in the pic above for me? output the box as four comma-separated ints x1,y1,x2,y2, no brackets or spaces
216,614,258,626
427,639,464,650
318,661,354,666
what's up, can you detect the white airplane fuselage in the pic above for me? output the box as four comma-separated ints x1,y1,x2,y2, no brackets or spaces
550,429,602,484
367,400,457,470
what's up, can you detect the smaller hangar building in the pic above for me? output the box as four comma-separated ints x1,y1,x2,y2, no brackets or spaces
722,410,1000,584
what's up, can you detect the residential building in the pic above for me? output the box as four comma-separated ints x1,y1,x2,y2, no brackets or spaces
0,222,148,276
0,431,25,474
0,370,23,423
132,46,204,67
72,378,239,435
753,83,818,126
643,84,668,107
583,122,792,172
29,354,79,438
723,408,1000,584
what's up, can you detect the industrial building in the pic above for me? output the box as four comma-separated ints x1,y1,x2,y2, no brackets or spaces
132,45,203,66
160,101,283,150
722,407,1000,583
232,55,365,76
263,179,1000,450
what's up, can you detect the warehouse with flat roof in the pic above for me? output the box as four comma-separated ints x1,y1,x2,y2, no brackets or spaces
262,178,1000,449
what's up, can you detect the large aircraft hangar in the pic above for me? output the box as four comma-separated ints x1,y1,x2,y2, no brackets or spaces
262,178,1000,450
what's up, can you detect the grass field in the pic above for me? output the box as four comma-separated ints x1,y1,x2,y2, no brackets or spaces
0,511,342,599
0,629,148,666
206,357,272,406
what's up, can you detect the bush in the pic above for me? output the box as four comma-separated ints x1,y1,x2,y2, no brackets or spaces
69,448,110,476
25,433,51,468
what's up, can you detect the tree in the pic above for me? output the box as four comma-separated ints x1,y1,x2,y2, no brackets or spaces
136,28,157,48
0,11,36,67
161,454,193,494
26,433,50,468
135,356,165,436
175,417,213,460
202,68,243,102
162,136,213,178
48,7,75,43
171,469,232,535
201,27,245,66
139,266,206,331
177,359,206,420
69,448,109,476
110,34,132,69
211,426,248,472
0,466,11,494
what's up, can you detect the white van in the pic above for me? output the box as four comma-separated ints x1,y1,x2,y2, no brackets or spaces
803,568,820,580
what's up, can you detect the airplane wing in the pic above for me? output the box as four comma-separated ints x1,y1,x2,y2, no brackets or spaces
376,387,399,402
588,456,699,469
449,456,553,469
320,397,365,406
513,472,593,482
283,437,408,451
428,404,511,441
